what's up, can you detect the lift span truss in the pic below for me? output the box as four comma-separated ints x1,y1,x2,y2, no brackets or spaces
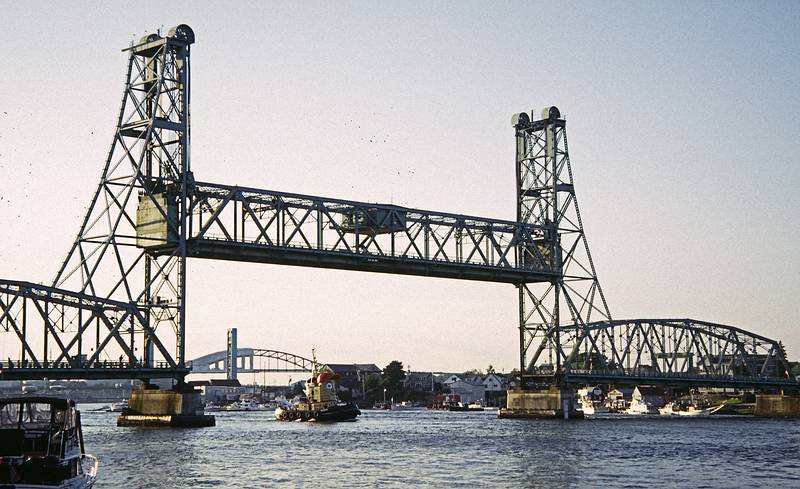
0,25,558,380
528,318,796,389
183,182,557,283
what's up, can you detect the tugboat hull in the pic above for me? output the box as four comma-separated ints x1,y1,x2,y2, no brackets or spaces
276,351,360,422
275,403,361,422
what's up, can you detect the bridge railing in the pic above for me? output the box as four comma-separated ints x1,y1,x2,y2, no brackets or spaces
0,280,180,373
565,367,797,383
0,359,182,370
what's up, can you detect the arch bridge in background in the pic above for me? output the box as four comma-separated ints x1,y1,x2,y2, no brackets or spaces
188,348,315,376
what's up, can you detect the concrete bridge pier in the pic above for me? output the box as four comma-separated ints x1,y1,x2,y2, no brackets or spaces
754,394,800,418
117,383,216,427
498,388,584,419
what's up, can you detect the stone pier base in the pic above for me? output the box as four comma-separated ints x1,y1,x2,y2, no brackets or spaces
754,394,800,418
498,389,583,419
117,385,215,427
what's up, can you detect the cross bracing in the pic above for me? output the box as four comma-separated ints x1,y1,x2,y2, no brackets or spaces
46,27,194,377
513,108,613,379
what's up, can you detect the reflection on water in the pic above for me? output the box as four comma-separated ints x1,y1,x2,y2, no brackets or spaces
80,407,800,488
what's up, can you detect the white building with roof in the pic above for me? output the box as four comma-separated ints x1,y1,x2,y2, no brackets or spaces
482,374,507,393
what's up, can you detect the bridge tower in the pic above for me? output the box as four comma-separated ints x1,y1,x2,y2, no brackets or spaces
52,26,195,372
513,107,612,384
226,328,238,380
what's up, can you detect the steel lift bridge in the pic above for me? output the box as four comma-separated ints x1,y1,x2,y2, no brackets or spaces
0,25,796,391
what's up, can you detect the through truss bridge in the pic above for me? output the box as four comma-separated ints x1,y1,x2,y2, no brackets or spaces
180,182,558,284
524,319,797,390
0,280,189,380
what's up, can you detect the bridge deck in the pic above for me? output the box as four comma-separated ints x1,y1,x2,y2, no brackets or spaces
0,366,190,381
188,238,555,283
525,373,800,390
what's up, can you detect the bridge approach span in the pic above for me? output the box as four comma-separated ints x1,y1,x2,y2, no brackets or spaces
526,318,798,390
0,280,188,381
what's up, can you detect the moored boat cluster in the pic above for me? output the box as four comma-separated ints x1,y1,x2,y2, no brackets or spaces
576,385,748,417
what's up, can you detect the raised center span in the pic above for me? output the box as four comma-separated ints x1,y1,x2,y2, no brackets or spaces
158,181,561,284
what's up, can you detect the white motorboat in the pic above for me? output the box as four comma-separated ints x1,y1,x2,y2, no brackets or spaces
222,400,263,411
0,397,98,488
625,397,658,415
578,398,610,416
108,399,128,413
658,403,678,416
391,401,424,411
677,405,712,416
660,402,715,417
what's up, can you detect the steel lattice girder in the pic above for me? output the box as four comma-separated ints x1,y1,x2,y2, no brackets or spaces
179,182,560,283
523,318,798,389
0,280,187,380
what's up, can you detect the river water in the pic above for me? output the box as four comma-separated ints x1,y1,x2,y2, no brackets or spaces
81,407,800,488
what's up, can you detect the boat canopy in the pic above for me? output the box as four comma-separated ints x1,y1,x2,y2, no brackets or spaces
0,396,80,459
0,397,72,410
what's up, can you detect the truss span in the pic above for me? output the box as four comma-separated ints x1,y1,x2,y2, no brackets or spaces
182,182,559,284
189,348,314,374
526,318,798,389
0,280,188,380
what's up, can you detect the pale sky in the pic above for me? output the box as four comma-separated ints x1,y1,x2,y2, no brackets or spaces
1,1,798,373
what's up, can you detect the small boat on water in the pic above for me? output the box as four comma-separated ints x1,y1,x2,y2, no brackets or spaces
0,397,98,488
659,402,721,417
108,399,128,413
391,401,424,411
274,353,360,422
578,398,610,416
204,402,221,412
448,402,484,412
625,397,658,415
222,400,264,412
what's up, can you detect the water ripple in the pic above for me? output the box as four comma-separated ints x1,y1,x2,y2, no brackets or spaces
79,409,800,488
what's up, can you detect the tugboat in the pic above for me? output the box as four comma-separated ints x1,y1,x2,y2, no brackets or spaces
0,397,98,488
274,353,360,422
